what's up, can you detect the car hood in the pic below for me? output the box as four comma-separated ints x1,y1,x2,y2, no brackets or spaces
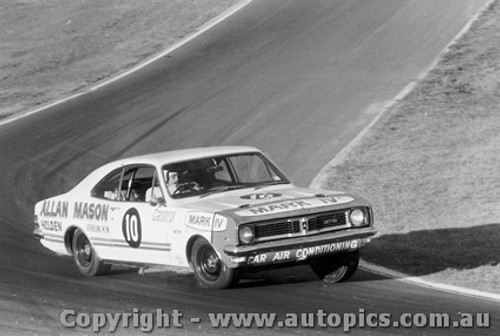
183,185,369,223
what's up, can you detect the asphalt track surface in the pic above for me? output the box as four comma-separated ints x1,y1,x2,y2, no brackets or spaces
0,0,498,335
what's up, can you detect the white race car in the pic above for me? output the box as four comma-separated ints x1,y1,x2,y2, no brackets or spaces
33,146,376,288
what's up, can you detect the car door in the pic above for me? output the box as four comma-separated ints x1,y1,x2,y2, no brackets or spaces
91,165,173,266
117,165,175,265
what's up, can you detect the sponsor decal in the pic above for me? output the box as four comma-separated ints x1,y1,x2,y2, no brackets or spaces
40,219,62,232
295,240,358,259
245,200,310,215
40,200,68,218
245,240,359,265
122,208,142,248
235,195,355,217
73,202,109,221
213,214,228,232
240,192,282,200
152,209,176,223
271,250,291,262
186,212,228,232
186,212,212,231
316,195,355,205
247,253,268,264
85,224,110,234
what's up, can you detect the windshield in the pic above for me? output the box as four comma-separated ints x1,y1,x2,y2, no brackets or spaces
162,152,289,198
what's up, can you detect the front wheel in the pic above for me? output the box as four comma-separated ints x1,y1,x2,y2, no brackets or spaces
72,229,110,276
310,250,360,283
190,239,240,289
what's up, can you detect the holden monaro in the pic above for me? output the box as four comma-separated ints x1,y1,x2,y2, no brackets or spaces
33,146,376,288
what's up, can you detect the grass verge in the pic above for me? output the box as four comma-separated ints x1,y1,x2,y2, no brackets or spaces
0,0,238,119
319,0,500,293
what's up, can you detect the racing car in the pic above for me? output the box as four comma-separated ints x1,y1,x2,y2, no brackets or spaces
33,146,376,289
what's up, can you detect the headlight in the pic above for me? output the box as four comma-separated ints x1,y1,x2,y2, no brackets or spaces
350,209,366,226
239,225,255,244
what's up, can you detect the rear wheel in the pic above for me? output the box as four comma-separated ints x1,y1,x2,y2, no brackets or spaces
72,229,110,276
190,239,240,289
310,250,360,283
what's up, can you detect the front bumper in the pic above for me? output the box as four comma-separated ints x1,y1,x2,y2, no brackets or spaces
223,227,376,267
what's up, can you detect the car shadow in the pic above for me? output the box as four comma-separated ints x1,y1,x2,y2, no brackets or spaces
238,266,319,288
108,266,141,275
58,223,500,289
361,223,500,277
237,262,388,288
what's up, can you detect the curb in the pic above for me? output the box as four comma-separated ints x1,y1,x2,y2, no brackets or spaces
310,0,499,302
0,0,253,127
360,261,500,302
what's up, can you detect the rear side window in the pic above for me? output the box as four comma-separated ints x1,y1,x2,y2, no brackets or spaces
92,169,122,199
92,165,157,202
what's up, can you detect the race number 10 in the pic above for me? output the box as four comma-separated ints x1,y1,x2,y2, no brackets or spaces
122,208,142,248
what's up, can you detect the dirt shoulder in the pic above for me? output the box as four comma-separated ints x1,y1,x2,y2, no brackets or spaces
319,0,500,293
0,0,238,118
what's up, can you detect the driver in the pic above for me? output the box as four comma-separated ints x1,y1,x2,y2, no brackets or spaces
165,170,201,195
166,170,181,195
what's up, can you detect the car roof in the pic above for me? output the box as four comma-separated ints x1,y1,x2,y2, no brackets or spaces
75,146,263,190
117,146,262,166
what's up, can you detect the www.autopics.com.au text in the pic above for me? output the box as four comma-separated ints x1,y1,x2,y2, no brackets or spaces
59,308,490,332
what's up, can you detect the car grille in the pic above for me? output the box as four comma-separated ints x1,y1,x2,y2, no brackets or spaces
254,220,301,237
252,210,349,241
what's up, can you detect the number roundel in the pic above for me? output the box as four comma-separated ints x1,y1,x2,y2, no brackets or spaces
122,208,142,248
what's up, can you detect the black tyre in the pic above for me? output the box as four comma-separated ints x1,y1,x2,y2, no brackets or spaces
310,250,360,283
190,239,240,289
72,229,110,276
